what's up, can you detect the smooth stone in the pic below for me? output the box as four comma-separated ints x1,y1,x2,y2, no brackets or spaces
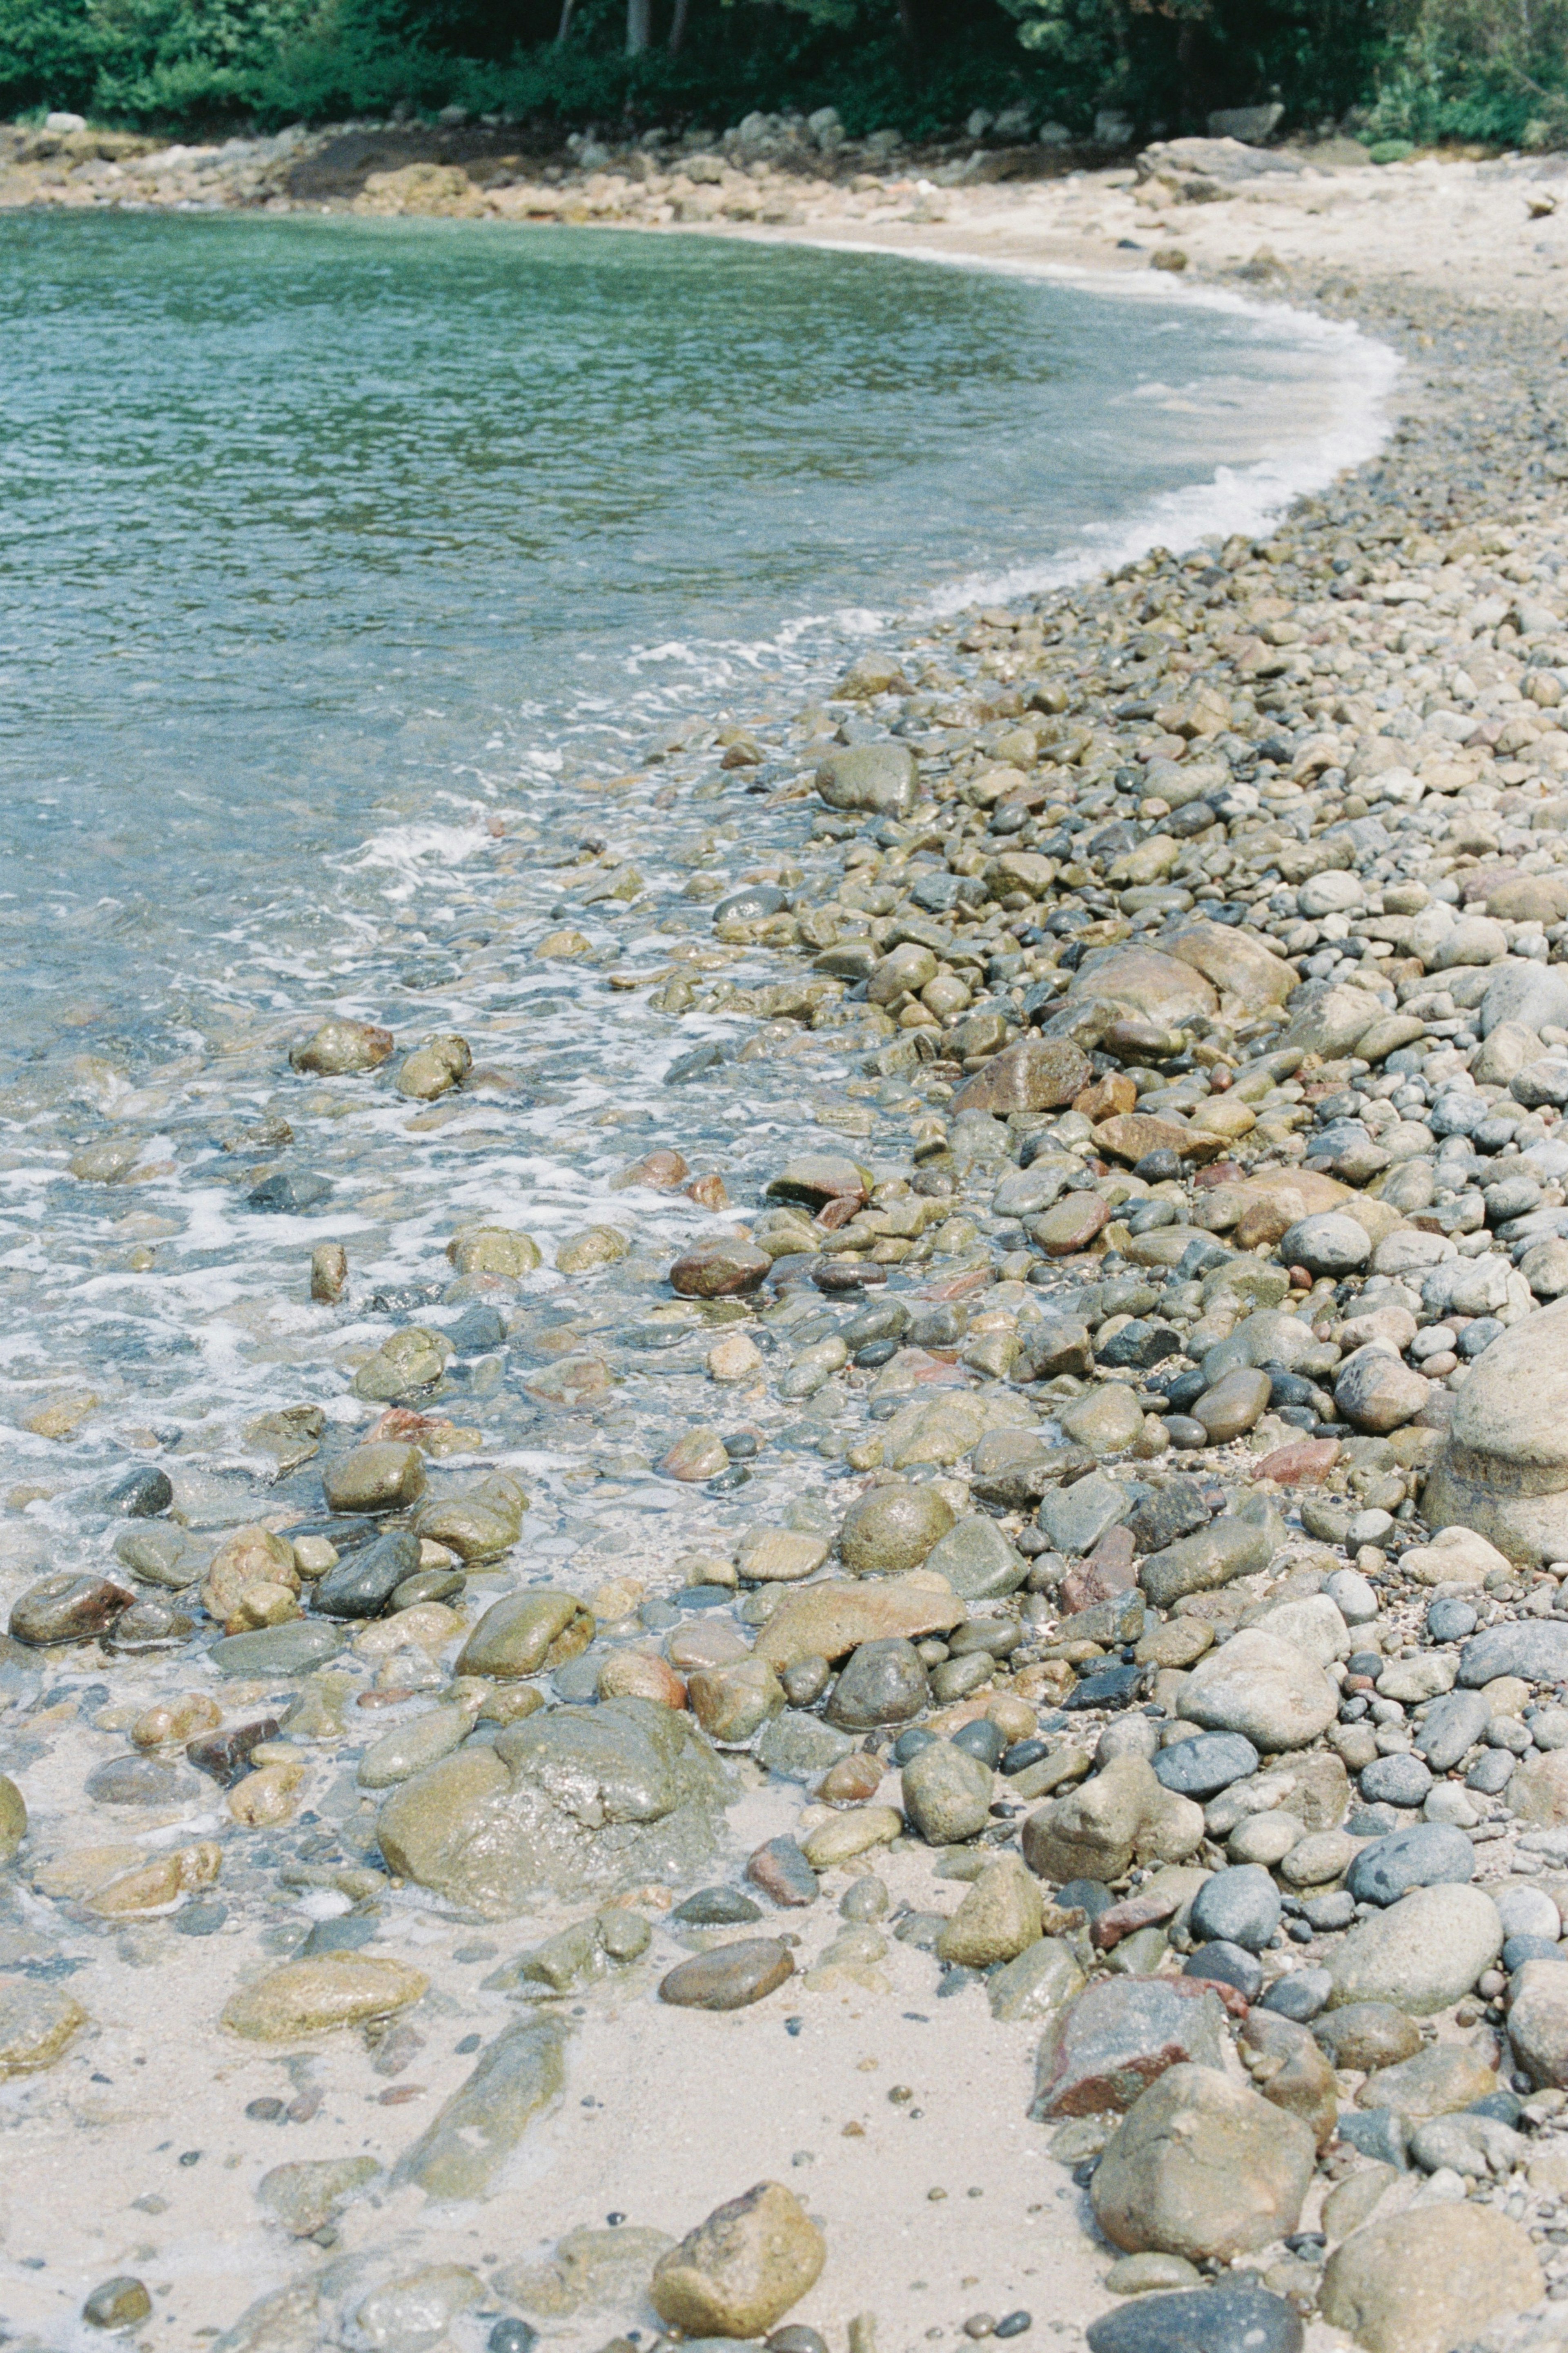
313,1528,421,1619
935,1856,1043,1968
754,1580,963,1671
1183,1941,1262,2002
674,1887,763,1925
83,2277,153,2331
222,1954,428,2040
1086,2288,1300,2353
1334,1347,1431,1435
257,2155,383,2237
688,1659,785,1744
1137,1514,1272,1610
817,740,918,816
658,1940,795,2010
395,2016,570,2199
102,1466,173,1518
922,1514,1027,1600
1261,1968,1332,2023
1152,1732,1259,1801
1312,2003,1422,2072
755,1712,856,1780
1359,1754,1434,1810
1325,1883,1503,2013
1189,1865,1281,1954
901,1741,994,1844
825,1637,927,1729
322,1442,427,1514
1037,1472,1134,1557
1359,2040,1497,2121
456,1591,594,1679
1414,1688,1490,1773
211,1621,345,1677
746,1836,819,1909
1425,1598,1478,1642
1345,1823,1476,1907
839,1483,955,1575
1278,1212,1370,1278
0,1773,24,1865
84,1756,185,1807
1505,1957,1568,2089
1179,1630,1338,1751
1423,1294,1568,1562
1457,1621,1568,1686
357,1705,472,1790
10,1573,132,1647
1193,1367,1272,1443
988,1936,1086,2023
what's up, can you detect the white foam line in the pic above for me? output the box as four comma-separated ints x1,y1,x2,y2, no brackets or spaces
718,222,1401,621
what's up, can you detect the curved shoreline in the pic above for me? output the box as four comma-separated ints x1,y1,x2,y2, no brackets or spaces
5,144,1568,2353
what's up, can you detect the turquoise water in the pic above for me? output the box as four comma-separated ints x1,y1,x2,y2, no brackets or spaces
0,212,1377,1067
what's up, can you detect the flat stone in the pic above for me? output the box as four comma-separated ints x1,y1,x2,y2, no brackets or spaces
1325,1883,1503,2014
0,1980,87,2077
1031,1978,1228,2118
1031,1194,1112,1255
395,2016,570,2198
736,1529,830,1585
314,1528,420,1619
1320,2204,1542,2353
84,1756,187,1807
1193,1367,1272,1443
658,1940,795,2010
1090,2063,1315,2262
378,1697,732,1914
211,1621,345,1677
222,1954,428,2041
1334,1347,1430,1435
753,1580,963,1671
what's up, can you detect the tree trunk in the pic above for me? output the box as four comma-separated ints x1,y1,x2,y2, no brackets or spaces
897,0,921,51
555,0,577,43
626,0,652,54
667,0,690,53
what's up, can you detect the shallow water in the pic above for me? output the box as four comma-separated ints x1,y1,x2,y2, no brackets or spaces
0,209,1391,1600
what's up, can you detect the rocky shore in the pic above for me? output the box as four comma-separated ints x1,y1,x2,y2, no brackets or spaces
13,111,1568,2353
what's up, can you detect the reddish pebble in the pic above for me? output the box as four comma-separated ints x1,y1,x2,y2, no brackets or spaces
1256,1438,1341,1486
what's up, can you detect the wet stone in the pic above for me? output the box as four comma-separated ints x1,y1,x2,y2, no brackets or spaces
212,1621,345,1677
10,1574,133,1647
82,2277,153,2331
312,1529,420,1619
746,1836,819,1908
84,1756,185,1807
102,1466,173,1518
187,1718,279,1788
674,1887,762,1926
825,1637,928,1729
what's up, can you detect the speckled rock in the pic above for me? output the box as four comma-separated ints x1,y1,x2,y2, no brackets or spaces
651,2181,825,2337
1180,1630,1338,1751
1090,2063,1315,2261
1320,2204,1542,2353
222,1954,428,2040
1325,1883,1503,2014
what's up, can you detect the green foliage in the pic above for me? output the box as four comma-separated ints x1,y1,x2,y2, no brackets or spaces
2,0,1566,153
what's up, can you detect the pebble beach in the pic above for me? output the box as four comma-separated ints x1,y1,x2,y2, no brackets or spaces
8,105,1568,2353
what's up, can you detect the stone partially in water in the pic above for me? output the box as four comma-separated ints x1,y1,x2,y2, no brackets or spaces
495,2223,675,2318
222,1954,428,2040
322,1442,426,1514
651,2181,825,2336
257,2155,382,2236
10,1573,133,1647
82,2277,153,2331
396,2015,570,2198
313,1528,419,1619
816,741,917,817
415,1472,526,1561
290,1018,392,1075
212,1620,346,1677
456,1590,594,1678
0,1980,87,2077
377,1696,732,1914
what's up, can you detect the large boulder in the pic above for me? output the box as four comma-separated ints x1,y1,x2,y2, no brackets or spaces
376,1697,733,1915
1089,2064,1314,2261
1320,2205,1542,2353
1422,1294,1568,1562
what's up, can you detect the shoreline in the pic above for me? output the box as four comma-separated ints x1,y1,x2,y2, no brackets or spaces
9,131,1568,2353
